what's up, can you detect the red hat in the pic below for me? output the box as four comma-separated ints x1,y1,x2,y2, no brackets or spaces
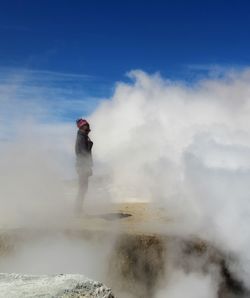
76,118,89,128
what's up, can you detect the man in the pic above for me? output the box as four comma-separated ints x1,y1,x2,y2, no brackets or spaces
75,118,93,215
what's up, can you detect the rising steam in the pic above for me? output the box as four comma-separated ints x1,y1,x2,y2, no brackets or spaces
1,67,250,296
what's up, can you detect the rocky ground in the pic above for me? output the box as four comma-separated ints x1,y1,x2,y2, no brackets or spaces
0,273,115,298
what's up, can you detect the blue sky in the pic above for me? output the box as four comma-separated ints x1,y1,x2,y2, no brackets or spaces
1,0,250,120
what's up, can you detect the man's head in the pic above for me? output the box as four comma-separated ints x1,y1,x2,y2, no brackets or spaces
76,118,91,134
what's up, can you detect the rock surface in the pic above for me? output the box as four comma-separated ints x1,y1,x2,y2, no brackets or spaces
0,273,115,298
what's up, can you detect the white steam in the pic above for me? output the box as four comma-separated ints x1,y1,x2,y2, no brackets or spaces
156,270,218,298
1,68,250,296
0,122,75,228
89,69,250,291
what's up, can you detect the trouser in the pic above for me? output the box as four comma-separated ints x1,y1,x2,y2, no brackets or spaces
75,170,90,215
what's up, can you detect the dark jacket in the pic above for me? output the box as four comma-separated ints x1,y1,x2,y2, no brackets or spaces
75,130,93,170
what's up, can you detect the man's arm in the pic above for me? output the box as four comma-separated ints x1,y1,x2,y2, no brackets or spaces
75,133,88,156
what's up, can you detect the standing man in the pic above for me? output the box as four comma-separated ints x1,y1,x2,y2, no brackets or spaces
75,118,93,215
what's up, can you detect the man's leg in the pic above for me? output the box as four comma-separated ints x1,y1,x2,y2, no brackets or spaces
75,172,89,215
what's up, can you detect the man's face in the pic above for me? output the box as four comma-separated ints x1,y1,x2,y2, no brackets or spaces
80,124,90,134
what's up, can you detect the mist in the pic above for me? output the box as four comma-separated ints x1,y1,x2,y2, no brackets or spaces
1,68,250,296
89,69,250,295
